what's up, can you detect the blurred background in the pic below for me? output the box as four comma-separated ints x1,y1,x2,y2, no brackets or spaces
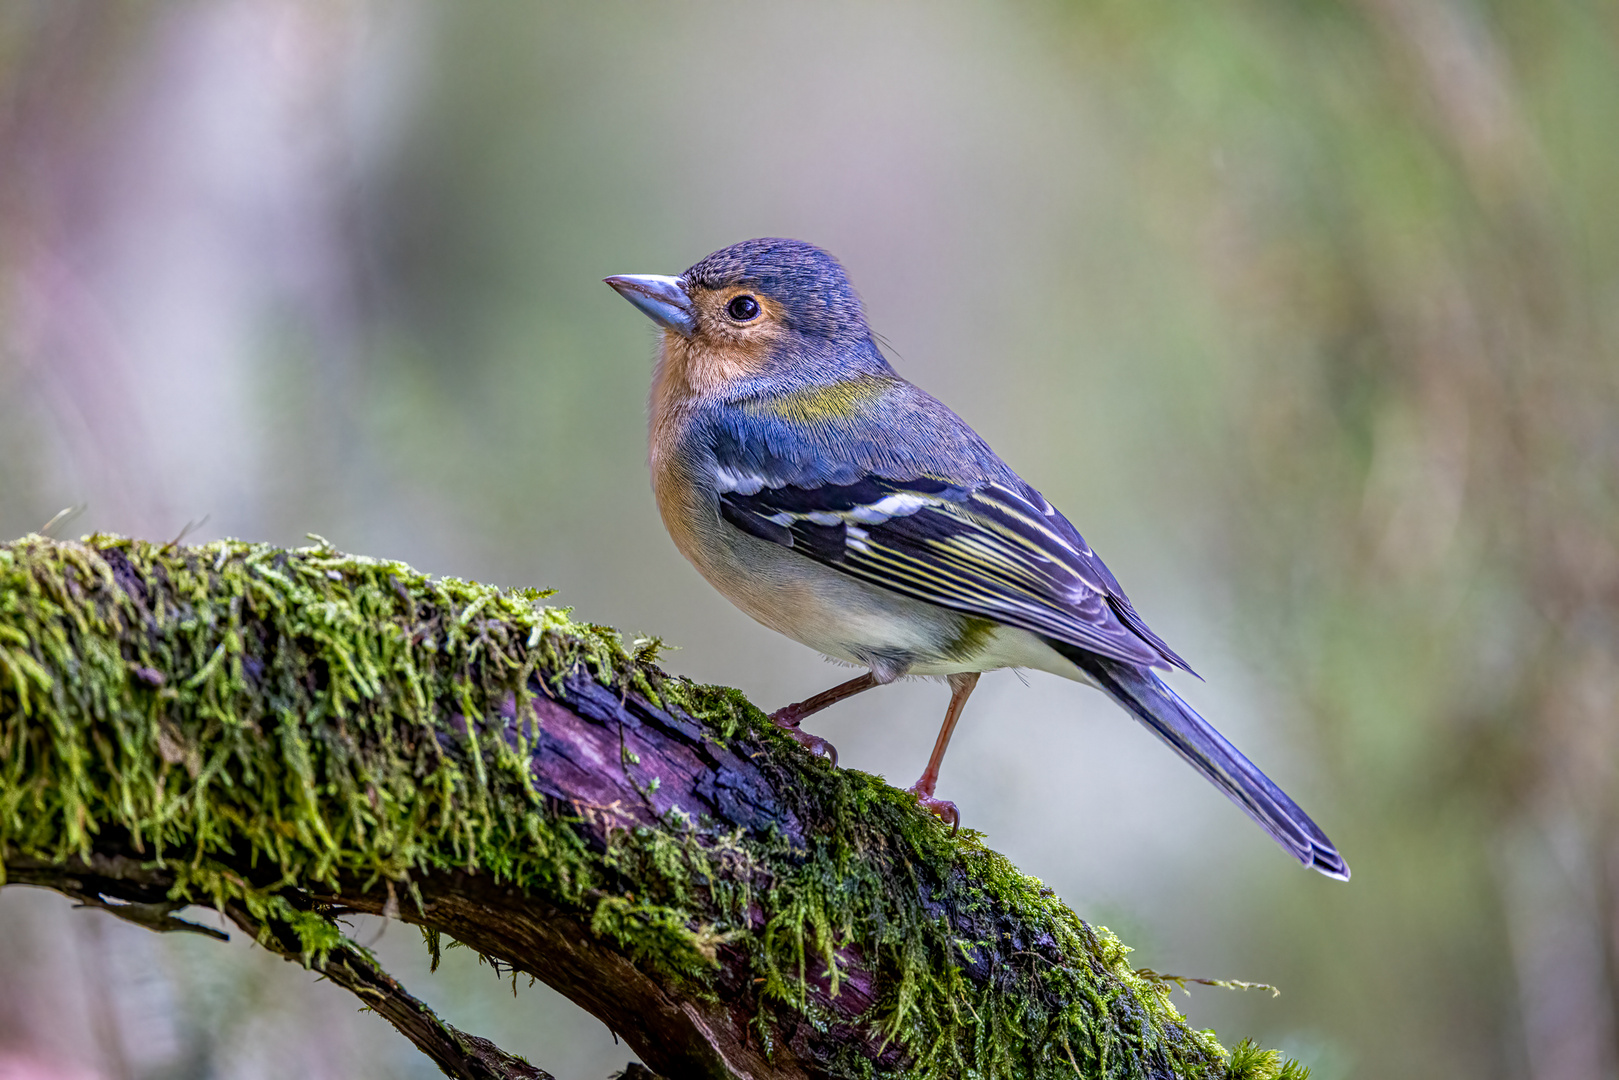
1,2,1615,1077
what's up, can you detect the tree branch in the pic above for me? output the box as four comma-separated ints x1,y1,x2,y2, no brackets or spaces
0,534,1296,1079
5,854,556,1079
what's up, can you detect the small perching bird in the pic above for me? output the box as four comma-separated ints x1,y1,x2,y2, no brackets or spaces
606,238,1348,879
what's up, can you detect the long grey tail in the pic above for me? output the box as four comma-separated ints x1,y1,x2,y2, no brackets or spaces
1050,642,1349,880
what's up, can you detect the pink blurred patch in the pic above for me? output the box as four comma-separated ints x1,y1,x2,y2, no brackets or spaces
0,1053,103,1080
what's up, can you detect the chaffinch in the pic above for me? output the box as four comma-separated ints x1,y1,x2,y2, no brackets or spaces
606,238,1347,879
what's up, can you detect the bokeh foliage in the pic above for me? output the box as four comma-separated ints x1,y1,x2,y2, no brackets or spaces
1,2,1615,1078
1047,5,1619,1077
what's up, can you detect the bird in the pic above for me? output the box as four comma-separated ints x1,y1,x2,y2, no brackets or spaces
605,238,1348,879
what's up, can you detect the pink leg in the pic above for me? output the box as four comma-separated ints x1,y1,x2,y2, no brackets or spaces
768,672,879,766
906,672,981,832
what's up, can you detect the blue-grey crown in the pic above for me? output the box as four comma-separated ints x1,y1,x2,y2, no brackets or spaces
684,238,868,344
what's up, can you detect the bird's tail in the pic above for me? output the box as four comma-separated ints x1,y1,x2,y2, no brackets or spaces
1049,642,1349,880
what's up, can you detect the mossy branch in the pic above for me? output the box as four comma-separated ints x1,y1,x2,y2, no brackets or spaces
0,534,1301,1080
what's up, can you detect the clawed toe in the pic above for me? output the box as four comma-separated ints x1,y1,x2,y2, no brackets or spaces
789,728,840,766
906,785,960,834
768,707,839,767
768,704,803,729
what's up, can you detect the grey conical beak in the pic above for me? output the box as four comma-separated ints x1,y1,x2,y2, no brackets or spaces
604,274,695,338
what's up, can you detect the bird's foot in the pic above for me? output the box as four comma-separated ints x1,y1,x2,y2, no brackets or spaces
905,782,960,834
768,706,839,767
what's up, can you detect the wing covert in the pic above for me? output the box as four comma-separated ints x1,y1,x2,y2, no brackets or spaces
716,471,1192,673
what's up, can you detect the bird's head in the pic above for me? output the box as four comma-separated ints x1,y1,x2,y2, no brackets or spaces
606,238,883,394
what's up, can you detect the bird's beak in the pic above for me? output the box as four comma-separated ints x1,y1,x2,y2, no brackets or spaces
604,274,695,338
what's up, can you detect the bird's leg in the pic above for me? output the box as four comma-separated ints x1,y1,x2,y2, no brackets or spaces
906,672,981,833
768,672,878,767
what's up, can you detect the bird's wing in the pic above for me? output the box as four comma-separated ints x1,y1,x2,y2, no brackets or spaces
716,471,1193,673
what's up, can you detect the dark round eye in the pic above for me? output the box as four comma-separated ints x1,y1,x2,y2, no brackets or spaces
726,294,761,322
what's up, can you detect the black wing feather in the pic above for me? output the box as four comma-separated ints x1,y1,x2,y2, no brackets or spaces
718,475,1193,673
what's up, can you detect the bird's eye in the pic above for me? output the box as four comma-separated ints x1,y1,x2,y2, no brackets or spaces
726,295,761,322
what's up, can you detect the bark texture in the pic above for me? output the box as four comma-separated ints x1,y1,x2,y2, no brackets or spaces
0,534,1295,1080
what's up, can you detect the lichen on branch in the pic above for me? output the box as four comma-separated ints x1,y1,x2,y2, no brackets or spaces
0,533,1302,1080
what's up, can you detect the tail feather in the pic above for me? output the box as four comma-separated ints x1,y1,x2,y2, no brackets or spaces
1049,641,1349,880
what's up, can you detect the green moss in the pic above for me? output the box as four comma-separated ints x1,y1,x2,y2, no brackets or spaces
1224,1040,1311,1080
0,533,1297,1079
